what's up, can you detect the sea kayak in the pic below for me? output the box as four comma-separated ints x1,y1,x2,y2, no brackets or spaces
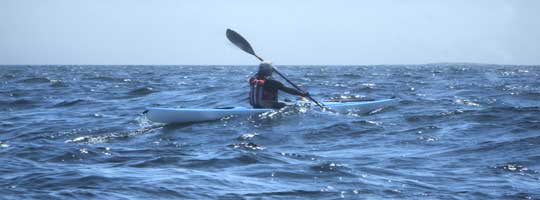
145,98,398,124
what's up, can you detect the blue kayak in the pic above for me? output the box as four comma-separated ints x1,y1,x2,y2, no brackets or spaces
146,98,398,124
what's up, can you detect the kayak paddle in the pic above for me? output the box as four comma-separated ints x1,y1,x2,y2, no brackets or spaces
226,29,329,110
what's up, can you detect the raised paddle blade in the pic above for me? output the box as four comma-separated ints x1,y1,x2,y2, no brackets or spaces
226,29,257,56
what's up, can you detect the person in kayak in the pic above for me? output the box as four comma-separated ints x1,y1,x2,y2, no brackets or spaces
249,62,309,109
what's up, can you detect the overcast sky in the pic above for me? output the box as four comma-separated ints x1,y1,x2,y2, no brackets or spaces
1,0,539,65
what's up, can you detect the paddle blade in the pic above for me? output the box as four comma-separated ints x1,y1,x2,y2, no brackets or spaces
226,29,257,56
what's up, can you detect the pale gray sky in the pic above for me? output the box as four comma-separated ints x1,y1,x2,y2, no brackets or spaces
1,0,539,65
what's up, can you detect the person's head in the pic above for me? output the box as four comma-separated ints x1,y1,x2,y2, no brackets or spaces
257,61,273,77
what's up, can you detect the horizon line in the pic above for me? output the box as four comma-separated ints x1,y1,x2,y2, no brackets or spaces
1,62,539,67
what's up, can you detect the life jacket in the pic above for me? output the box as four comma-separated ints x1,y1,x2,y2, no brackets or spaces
249,77,276,108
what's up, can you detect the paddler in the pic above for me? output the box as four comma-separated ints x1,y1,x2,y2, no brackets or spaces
249,62,309,109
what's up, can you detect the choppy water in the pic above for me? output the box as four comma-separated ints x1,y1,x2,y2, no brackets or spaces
1,64,539,199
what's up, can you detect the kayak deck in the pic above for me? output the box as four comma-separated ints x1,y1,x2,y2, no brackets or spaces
145,98,398,124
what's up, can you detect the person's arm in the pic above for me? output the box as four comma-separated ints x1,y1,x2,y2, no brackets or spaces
272,80,308,96
281,85,304,96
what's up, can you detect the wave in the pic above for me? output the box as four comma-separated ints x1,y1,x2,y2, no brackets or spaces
229,142,265,150
128,156,184,168
84,76,126,82
493,163,537,174
434,135,540,157
17,77,51,84
172,155,262,169
64,126,159,144
128,87,158,97
51,99,87,108
50,80,68,87
0,99,38,109
2,74,16,80
241,190,334,199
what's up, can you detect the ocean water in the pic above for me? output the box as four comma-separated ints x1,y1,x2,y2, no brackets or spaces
1,64,539,199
